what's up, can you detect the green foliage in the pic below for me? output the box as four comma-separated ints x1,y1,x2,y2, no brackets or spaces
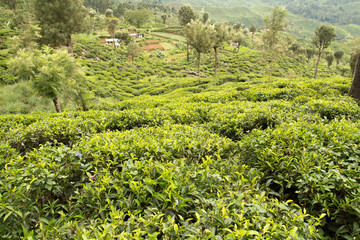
312,25,336,51
334,50,344,65
9,47,90,112
115,30,131,45
325,54,334,68
127,41,141,62
106,17,118,38
312,25,336,78
178,4,197,26
32,0,87,47
262,6,287,49
124,9,153,28
240,119,360,238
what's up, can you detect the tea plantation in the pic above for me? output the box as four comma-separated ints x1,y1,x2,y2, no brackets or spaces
1,72,360,239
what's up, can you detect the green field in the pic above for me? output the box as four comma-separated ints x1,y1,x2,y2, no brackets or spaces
152,32,186,42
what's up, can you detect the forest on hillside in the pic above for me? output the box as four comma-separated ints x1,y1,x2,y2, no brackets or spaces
120,0,360,25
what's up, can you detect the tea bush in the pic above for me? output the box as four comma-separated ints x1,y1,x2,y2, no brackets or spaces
240,119,360,238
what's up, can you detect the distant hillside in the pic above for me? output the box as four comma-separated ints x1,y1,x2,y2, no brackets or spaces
160,0,360,25
191,5,360,41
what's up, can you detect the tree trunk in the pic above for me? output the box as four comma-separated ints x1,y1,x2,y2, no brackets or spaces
78,94,88,111
67,34,73,54
53,97,61,113
349,53,360,101
268,59,273,82
214,47,218,75
187,44,190,62
314,47,322,78
198,53,201,85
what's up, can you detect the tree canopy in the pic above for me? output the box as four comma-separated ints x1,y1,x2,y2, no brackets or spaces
9,47,87,112
124,9,153,28
262,6,287,49
178,4,197,26
32,0,87,51
312,24,336,78
185,20,214,83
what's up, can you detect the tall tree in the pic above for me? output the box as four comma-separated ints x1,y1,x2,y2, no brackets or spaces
312,24,336,78
106,17,118,48
262,6,287,80
127,41,141,63
32,0,87,53
262,6,287,49
213,23,229,75
348,37,360,100
349,53,360,100
178,4,197,62
185,20,214,84
9,47,88,112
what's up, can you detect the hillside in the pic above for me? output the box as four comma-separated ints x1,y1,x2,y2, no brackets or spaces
2,72,360,239
162,0,360,25
1,2,360,239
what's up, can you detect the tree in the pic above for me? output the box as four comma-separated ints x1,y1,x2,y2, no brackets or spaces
233,23,242,32
115,31,131,45
312,24,336,78
334,50,344,65
325,54,334,68
89,8,96,18
202,12,209,24
124,9,153,28
213,23,229,75
161,14,167,24
178,4,197,62
249,25,256,42
32,0,87,53
232,32,247,52
9,47,88,112
262,6,287,49
83,0,113,13
348,37,360,100
127,42,141,63
105,8,113,17
106,17,118,48
113,2,135,17
306,48,316,63
185,20,214,84
262,6,287,80
178,4,197,26
349,53,360,100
